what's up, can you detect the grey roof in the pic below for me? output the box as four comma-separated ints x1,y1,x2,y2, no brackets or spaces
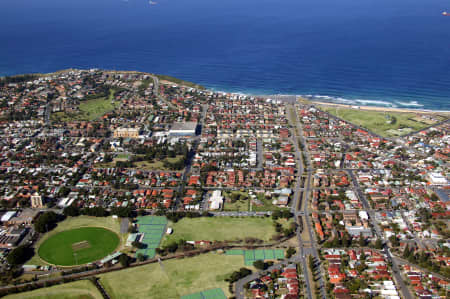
170,122,197,131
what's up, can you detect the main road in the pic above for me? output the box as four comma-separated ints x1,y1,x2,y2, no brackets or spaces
149,74,176,109
347,169,413,299
289,104,327,299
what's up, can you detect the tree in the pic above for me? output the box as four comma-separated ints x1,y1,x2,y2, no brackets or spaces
165,242,178,253
7,245,34,265
286,247,296,258
359,233,366,247
132,241,146,249
403,246,411,259
34,211,60,233
355,261,367,273
342,232,351,247
119,254,131,267
58,186,71,197
81,207,107,217
308,255,316,271
63,204,80,217
374,238,383,249
281,210,293,219
274,222,282,232
226,268,252,283
111,207,134,218
137,253,146,262
360,250,366,261
389,235,400,247
272,210,282,220
345,278,367,293
253,260,266,270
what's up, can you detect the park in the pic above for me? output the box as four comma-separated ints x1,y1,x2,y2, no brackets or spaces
38,227,119,266
161,216,293,247
321,106,442,137
27,216,126,266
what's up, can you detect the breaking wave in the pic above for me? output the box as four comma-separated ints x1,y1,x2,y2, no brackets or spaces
300,94,401,107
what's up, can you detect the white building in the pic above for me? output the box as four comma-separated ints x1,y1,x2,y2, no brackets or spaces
1,211,17,222
427,172,448,185
209,190,223,210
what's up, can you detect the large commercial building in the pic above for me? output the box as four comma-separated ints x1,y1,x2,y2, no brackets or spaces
114,127,140,138
427,172,448,185
169,122,197,137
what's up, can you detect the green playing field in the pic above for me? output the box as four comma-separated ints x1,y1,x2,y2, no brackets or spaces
38,227,119,266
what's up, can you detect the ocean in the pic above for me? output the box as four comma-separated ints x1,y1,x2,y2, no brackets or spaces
1,0,449,110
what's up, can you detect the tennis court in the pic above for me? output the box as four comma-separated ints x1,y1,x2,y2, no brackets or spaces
135,216,167,259
226,249,285,265
181,288,226,299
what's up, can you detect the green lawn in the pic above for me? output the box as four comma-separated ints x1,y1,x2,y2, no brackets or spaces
251,196,289,212
52,90,119,122
99,252,245,298
4,279,103,299
223,199,250,211
134,155,184,171
115,153,129,160
38,227,119,266
162,217,279,246
139,78,153,91
223,191,288,212
321,106,438,137
95,154,129,168
97,154,184,170
27,216,126,266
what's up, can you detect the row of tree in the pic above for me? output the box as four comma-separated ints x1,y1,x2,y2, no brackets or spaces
63,205,134,218
155,210,211,223
403,246,450,278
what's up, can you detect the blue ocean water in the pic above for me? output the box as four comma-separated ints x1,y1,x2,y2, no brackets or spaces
0,0,449,110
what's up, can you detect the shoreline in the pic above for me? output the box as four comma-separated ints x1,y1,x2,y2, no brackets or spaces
307,100,450,115
2,68,450,114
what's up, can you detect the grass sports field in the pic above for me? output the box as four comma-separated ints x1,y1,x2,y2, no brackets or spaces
27,216,126,266
52,89,119,122
38,227,119,266
4,279,103,299
321,106,438,137
223,191,289,212
99,252,245,298
162,217,286,246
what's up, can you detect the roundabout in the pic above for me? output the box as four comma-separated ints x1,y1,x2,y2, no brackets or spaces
38,227,120,266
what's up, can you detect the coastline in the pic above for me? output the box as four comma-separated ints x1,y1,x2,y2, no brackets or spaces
2,68,450,115
307,100,450,115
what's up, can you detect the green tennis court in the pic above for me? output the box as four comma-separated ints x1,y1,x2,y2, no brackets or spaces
226,249,285,265
244,249,285,266
181,288,226,299
135,216,167,259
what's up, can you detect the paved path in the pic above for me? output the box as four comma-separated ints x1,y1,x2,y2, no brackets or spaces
149,75,176,109
256,138,263,169
92,278,111,299
211,211,271,217
120,218,129,234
